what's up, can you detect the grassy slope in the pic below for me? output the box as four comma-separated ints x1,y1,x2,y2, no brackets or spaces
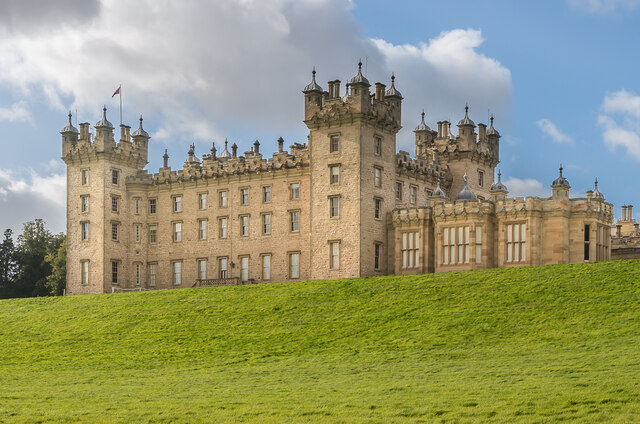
0,260,639,423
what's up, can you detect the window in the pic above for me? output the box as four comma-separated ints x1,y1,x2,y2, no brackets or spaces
173,222,182,242
240,188,249,205
240,215,249,236
443,227,454,264
374,198,382,219
262,214,271,235
199,219,207,240
148,263,157,286
475,226,483,264
330,241,340,269
81,260,89,285
330,165,339,184
401,232,420,269
330,197,340,218
111,261,119,284
81,195,89,213
219,257,228,278
506,223,526,262
330,135,339,153
135,263,141,285
219,190,228,207
290,183,300,200
263,186,271,203
149,224,157,243
478,171,484,187
173,261,182,285
458,227,470,264
134,224,141,242
584,224,590,261
374,243,382,270
111,223,118,241
374,167,382,188
262,255,271,280
290,211,299,232
396,182,403,200
82,170,89,185
240,256,249,281
81,222,89,241
149,198,156,215
111,169,119,185
134,198,140,215
199,193,207,210
289,252,300,278
219,217,228,238
173,196,182,213
198,259,207,280
374,136,382,156
410,186,417,205
111,196,119,213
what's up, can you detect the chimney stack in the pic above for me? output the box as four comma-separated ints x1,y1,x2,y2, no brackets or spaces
120,125,126,141
327,81,335,99
278,137,284,153
334,80,341,99
232,143,238,158
437,121,443,138
478,123,487,142
374,83,386,100
629,205,634,220
254,139,260,154
80,123,90,141
622,205,628,221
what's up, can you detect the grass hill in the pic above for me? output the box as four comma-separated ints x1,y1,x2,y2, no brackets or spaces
0,260,639,423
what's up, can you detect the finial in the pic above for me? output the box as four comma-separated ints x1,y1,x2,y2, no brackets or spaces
164,149,168,156
595,177,598,189
68,111,73,124
464,171,468,184
139,114,143,127
465,103,469,116
312,66,316,77
391,72,395,84
559,164,563,177
498,169,502,182
490,114,494,127
358,59,362,71
421,109,425,122
225,138,228,147
103,105,107,118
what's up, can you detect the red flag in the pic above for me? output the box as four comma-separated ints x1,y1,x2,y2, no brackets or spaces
112,85,121,97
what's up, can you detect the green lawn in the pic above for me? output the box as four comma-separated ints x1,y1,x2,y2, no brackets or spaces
0,260,639,423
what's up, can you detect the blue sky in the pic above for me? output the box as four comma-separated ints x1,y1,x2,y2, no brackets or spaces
0,0,639,234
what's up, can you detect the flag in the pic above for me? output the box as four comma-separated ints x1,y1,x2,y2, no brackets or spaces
112,85,121,97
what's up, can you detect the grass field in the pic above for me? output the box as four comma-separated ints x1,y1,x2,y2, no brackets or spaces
0,260,639,423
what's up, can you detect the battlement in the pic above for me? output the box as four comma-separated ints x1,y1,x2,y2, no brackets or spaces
432,198,496,219
395,150,451,188
127,141,309,187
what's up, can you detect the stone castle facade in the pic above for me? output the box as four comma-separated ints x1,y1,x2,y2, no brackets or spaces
62,63,614,295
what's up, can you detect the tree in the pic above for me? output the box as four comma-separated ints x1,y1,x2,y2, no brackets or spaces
45,236,67,296
13,219,64,297
0,229,16,298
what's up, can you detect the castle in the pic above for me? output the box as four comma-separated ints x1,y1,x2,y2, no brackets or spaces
62,62,614,295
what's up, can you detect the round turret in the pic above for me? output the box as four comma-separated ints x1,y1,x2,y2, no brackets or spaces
431,179,447,199
350,60,370,86
486,115,500,136
385,73,402,98
218,139,232,159
457,104,475,126
303,68,323,93
551,165,570,188
95,106,114,129
132,115,150,138
414,110,432,132
592,178,604,199
61,111,79,134
490,170,508,193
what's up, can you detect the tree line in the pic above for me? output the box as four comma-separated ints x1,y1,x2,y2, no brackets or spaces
0,219,66,299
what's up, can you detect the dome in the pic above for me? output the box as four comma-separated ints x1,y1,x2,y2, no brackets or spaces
551,165,571,188
303,68,323,93
61,112,78,134
457,105,475,126
490,170,508,192
218,139,232,159
385,73,402,98
487,115,500,136
131,115,149,138
414,110,432,132
95,106,114,129
455,173,477,201
185,144,201,165
431,179,447,198
350,60,370,86
592,178,604,199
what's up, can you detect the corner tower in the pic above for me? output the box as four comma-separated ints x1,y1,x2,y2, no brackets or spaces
305,62,402,278
63,108,150,294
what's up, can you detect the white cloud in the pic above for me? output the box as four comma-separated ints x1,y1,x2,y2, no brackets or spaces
598,89,640,161
0,168,66,235
503,177,551,198
536,118,573,144
0,0,512,153
0,101,31,123
567,0,640,14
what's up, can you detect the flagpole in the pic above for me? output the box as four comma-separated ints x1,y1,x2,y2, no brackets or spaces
119,84,122,126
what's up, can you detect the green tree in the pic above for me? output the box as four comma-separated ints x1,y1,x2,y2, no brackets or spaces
45,236,66,296
13,219,64,297
0,229,16,298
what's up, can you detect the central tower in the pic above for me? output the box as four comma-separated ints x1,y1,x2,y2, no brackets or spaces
304,63,402,278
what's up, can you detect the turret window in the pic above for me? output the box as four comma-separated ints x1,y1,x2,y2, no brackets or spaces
396,182,403,200
173,222,182,242
374,136,382,156
111,196,119,213
330,136,339,153
330,165,340,184
374,167,382,188
330,196,340,218
290,183,300,200
81,195,89,213
478,171,484,187
290,211,300,232
81,170,89,185
410,186,417,205
149,198,156,215
111,170,119,185
173,196,182,213
111,261,119,284
374,198,382,219
134,198,140,214
374,243,382,270
240,188,249,205
329,241,340,269
263,186,271,203
111,223,119,241
81,222,89,241
199,193,207,210
219,190,228,207
81,260,89,285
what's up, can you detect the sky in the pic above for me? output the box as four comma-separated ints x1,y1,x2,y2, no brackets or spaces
1,0,639,235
